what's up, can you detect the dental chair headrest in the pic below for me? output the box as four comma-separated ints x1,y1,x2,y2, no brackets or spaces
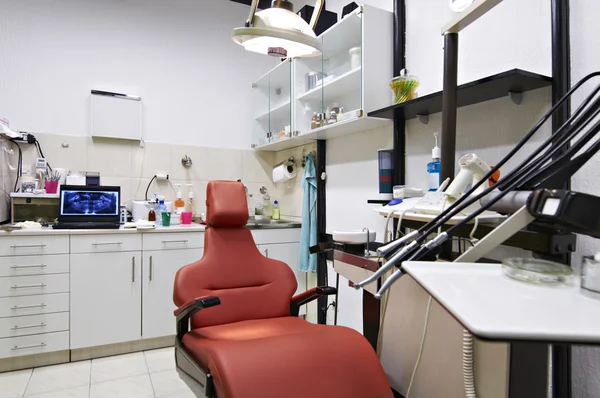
206,180,249,228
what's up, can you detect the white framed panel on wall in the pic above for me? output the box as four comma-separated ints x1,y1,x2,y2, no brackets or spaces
90,90,142,141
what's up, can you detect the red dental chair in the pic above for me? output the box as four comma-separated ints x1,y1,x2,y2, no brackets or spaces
173,180,393,398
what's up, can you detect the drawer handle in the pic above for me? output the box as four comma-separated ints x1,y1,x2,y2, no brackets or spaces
11,323,46,330
11,343,46,351
11,284,47,289
10,264,47,269
92,242,123,246
161,240,188,244
11,304,47,310
10,244,47,249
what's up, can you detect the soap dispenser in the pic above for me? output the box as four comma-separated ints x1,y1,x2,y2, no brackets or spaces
174,184,185,215
427,132,441,191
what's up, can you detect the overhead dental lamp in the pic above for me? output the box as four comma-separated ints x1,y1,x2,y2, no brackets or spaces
231,0,324,58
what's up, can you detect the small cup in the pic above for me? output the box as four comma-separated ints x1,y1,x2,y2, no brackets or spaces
161,211,171,227
581,256,600,300
45,180,59,194
181,212,192,225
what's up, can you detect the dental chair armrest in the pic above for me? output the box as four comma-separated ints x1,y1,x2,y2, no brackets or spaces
175,296,220,338
290,287,337,317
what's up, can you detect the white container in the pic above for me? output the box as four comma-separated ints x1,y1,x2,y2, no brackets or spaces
349,46,361,70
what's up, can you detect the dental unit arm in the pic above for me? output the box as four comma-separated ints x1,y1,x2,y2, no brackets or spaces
444,153,491,199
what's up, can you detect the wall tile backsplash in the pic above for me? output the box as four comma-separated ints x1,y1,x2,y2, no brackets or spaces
11,133,314,219
15,134,277,217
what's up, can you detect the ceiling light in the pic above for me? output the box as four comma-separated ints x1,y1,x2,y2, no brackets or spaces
232,0,324,58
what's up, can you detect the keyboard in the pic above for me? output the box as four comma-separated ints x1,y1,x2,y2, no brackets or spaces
53,222,121,230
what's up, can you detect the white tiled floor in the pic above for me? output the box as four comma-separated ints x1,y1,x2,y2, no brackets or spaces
0,348,196,398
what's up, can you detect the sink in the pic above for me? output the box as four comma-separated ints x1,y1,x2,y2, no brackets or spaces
332,230,376,244
246,219,301,229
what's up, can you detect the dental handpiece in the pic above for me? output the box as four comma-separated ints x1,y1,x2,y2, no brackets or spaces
354,240,419,289
374,268,404,299
377,230,419,259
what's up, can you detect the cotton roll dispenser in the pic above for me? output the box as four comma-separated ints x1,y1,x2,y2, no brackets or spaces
272,156,297,183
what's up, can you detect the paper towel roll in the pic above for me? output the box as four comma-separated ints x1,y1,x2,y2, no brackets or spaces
272,161,296,183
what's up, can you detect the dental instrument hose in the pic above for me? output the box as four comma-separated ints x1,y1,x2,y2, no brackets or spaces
378,72,600,261
408,82,600,261
367,73,600,292
463,329,477,398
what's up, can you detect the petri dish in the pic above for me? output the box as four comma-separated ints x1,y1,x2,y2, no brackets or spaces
502,258,574,285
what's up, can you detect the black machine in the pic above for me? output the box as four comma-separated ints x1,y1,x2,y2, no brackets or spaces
52,185,121,229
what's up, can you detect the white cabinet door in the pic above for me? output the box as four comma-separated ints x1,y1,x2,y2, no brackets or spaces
142,248,203,339
259,242,306,297
70,252,142,349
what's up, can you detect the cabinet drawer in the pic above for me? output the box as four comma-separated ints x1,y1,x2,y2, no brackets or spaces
0,254,69,277
0,312,69,339
70,234,141,254
0,274,70,298
0,331,69,359
0,235,69,257
143,232,204,251
0,293,69,318
251,229,301,245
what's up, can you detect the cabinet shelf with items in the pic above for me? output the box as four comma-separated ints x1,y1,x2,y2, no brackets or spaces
251,4,393,151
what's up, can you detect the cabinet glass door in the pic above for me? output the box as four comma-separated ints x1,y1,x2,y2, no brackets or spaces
293,39,324,136
252,71,270,147
321,11,363,123
252,59,293,147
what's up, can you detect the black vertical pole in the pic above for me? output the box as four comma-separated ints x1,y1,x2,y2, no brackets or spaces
316,139,327,324
440,33,459,183
551,0,572,397
393,0,406,187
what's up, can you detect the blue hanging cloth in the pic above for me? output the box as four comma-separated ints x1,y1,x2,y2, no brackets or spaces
298,152,317,273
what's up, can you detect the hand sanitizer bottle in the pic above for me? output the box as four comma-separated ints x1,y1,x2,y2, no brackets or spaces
427,133,441,192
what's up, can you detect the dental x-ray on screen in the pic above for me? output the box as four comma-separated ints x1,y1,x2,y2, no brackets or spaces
61,190,119,215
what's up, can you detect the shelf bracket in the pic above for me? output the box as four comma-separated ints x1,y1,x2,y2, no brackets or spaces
508,91,523,105
417,114,430,125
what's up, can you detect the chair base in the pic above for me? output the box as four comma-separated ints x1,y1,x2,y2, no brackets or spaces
175,338,216,398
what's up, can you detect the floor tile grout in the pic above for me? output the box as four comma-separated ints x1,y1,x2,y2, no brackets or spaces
89,356,93,398
21,369,34,398
143,350,158,398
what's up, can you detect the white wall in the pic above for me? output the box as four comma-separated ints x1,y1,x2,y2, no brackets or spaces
570,1,600,397
0,0,278,150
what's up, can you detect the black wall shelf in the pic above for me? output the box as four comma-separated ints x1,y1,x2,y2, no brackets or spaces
368,69,552,121
367,199,391,205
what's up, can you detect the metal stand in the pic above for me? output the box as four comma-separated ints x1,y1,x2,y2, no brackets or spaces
456,207,535,262
441,32,459,183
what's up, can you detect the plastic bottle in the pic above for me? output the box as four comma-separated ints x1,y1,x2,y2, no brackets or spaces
174,184,185,215
148,208,156,222
272,200,280,220
186,184,194,213
247,193,255,218
255,197,264,220
156,200,167,226
427,132,441,192
262,192,272,220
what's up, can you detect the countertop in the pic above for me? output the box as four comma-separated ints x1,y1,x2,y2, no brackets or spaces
0,219,302,236
0,223,206,236
403,261,600,344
